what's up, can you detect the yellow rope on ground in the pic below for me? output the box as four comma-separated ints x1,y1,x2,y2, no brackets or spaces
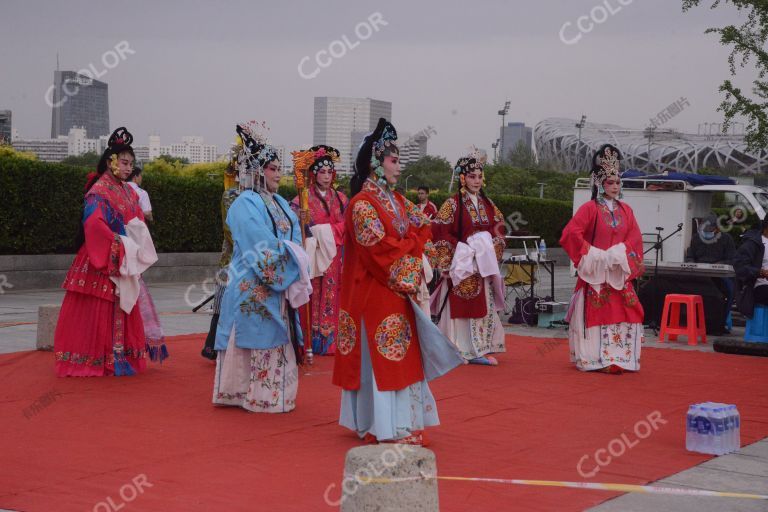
350,474,768,500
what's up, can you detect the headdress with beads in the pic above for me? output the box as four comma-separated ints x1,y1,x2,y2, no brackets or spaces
590,144,622,200
350,118,399,196
232,121,279,191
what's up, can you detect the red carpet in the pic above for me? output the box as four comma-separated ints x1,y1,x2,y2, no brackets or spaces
1,334,767,511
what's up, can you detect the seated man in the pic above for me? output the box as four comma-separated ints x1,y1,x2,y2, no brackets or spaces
686,214,735,264
687,214,736,330
734,216,768,317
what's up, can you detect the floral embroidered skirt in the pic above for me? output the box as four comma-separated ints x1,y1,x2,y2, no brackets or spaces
435,277,506,360
566,288,642,372
54,290,147,377
339,319,439,441
213,330,298,413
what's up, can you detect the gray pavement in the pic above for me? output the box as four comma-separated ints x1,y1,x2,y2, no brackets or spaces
0,282,213,354
588,439,768,511
1,269,767,511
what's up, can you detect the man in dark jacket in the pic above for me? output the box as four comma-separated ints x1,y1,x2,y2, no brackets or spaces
686,214,736,264
733,216,768,318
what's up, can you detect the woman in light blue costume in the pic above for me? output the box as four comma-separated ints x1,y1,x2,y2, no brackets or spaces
213,122,310,413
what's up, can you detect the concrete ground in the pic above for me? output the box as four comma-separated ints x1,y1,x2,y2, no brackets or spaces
1,268,766,511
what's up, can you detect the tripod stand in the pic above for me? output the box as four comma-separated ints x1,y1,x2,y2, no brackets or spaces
643,223,684,335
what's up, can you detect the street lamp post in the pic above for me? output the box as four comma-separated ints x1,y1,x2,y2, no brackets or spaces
644,125,656,172
405,174,414,191
575,114,586,170
497,100,510,163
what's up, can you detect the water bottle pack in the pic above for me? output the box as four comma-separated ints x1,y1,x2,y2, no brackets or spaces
686,402,740,455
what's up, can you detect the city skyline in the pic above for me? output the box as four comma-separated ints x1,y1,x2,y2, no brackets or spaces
1,0,760,165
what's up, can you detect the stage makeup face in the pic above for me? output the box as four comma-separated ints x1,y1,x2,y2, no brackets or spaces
465,170,483,194
115,152,135,181
603,177,621,200
315,166,333,190
263,160,282,193
382,153,400,187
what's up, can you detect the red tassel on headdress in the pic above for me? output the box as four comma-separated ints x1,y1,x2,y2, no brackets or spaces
84,172,99,192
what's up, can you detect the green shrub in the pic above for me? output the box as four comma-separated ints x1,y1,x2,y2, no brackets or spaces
0,155,223,254
0,155,573,254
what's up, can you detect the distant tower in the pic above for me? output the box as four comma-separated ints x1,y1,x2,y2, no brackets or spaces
50,67,109,139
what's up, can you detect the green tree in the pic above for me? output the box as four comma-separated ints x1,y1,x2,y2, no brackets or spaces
157,154,190,165
0,145,37,161
506,141,537,170
683,0,768,151
144,157,186,175
61,151,100,167
483,163,587,201
402,155,452,192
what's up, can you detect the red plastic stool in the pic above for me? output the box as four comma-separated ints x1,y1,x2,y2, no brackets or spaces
659,294,707,345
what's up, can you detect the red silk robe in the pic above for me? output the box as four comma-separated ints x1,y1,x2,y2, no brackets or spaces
431,192,507,318
291,186,349,354
418,201,438,220
55,171,147,376
333,179,435,391
560,199,645,328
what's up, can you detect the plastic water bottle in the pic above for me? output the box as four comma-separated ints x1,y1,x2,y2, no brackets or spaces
727,404,741,452
539,239,547,261
696,405,713,454
686,404,700,452
712,407,726,455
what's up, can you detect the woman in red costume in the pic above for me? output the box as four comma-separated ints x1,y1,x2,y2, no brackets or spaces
54,127,159,377
431,149,507,365
291,145,348,356
333,118,462,445
560,144,645,373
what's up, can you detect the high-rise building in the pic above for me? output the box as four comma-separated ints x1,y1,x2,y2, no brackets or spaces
313,97,392,174
500,122,533,163
0,110,11,144
50,71,109,139
399,131,430,170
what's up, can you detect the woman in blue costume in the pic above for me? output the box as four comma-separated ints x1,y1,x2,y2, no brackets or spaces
212,122,310,413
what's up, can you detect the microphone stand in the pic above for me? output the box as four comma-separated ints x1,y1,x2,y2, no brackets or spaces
643,223,684,335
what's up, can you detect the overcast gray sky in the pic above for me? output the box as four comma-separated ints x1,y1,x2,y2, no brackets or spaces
0,0,757,163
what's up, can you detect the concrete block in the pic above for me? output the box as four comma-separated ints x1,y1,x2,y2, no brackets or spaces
36,304,61,351
340,445,438,512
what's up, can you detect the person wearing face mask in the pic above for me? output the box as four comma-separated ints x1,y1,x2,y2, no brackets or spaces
560,145,645,374
687,213,737,330
290,145,348,356
686,214,736,265
431,149,508,366
212,122,310,413
333,118,463,446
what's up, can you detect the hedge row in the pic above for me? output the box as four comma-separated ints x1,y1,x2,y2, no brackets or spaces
0,155,223,254
0,155,572,254
277,186,572,247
